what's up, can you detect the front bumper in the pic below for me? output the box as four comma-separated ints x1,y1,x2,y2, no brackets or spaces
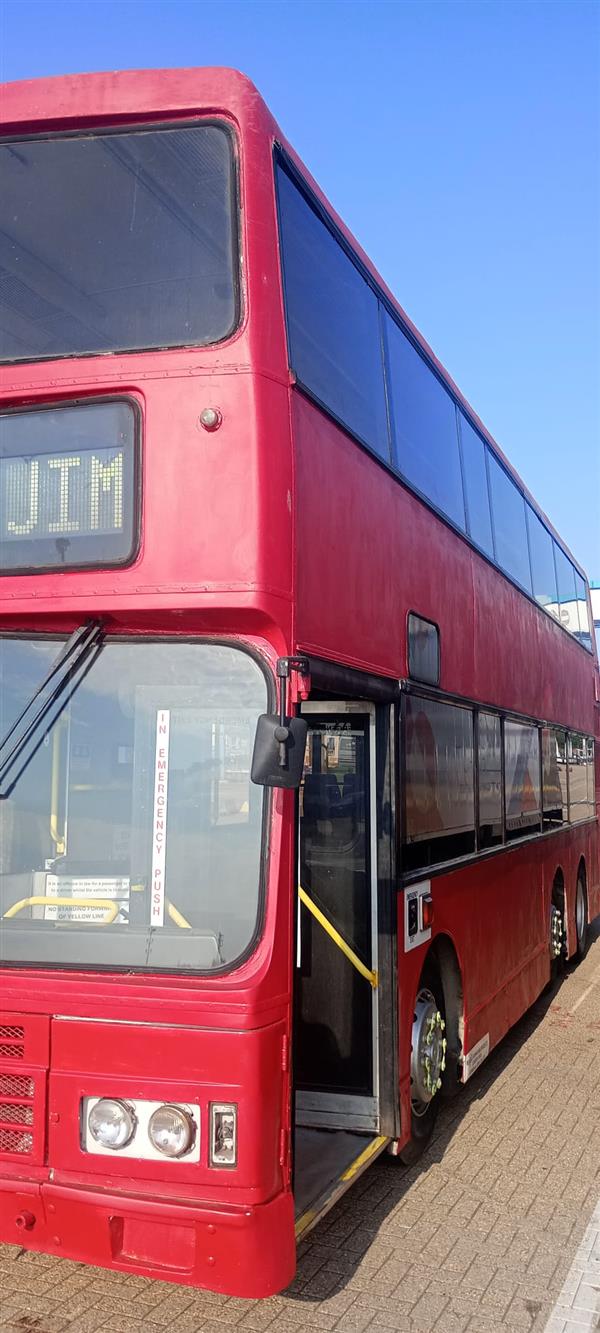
0,1177,296,1297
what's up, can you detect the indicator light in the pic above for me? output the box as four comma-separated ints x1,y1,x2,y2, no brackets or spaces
210,1102,237,1167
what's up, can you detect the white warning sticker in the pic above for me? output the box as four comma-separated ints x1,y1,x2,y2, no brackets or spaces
462,1032,490,1082
150,709,170,928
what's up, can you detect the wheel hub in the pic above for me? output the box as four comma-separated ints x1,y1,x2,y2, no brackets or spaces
410,987,447,1114
550,904,564,959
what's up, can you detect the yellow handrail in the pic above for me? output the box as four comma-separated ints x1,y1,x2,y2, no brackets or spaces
4,889,192,930
131,883,192,929
167,899,192,929
4,896,119,923
298,885,378,988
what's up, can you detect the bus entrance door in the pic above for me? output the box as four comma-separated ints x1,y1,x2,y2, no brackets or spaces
294,702,388,1233
297,702,379,1127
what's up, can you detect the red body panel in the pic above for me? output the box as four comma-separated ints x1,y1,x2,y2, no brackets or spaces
0,66,598,1296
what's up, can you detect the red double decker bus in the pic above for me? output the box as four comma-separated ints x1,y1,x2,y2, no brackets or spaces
0,68,598,1297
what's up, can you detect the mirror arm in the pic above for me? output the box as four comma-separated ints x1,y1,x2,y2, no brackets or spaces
276,657,310,768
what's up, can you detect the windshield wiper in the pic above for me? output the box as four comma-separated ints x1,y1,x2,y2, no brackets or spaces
0,619,105,795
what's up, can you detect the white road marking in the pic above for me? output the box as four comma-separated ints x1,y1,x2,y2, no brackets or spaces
543,1199,600,1332
570,963,600,1014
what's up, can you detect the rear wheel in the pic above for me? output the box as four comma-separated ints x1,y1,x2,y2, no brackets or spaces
549,874,567,984
574,872,589,962
399,968,447,1166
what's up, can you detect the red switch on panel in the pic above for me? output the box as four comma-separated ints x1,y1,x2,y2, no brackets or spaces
421,895,434,930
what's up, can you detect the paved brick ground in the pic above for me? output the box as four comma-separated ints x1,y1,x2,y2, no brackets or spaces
1,921,599,1333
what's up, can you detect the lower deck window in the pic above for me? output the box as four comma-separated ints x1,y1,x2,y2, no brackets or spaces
478,712,503,848
403,692,593,876
542,727,567,828
404,695,475,871
504,721,541,841
568,734,596,822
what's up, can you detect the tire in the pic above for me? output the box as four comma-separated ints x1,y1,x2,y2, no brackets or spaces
574,873,589,962
398,963,445,1166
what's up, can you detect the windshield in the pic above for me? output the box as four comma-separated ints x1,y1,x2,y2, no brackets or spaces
0,638,267,972
0,123,238,363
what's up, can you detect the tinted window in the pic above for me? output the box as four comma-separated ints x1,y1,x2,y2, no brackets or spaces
478,712,503,848
554,544,578,635
527,507,559,615
487,454,532,592
404,696,475,870
385,316,465,529
504,721,541,840
277,167,389,459
407,614,440,685
459,416,494,557
542,727,567,827
587,739,596,811
0,126,238,361
574,572,592,650
568,734,595,822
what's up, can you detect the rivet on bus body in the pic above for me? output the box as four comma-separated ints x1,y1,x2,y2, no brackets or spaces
207,1255,215,1266
198,407,222,432
207,1224,216,1235
52,1236,61,1246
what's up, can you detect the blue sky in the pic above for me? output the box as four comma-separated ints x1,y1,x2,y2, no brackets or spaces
2,0,599,575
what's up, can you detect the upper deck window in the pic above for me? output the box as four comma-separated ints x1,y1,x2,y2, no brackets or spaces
276,165,389,460
487,452,532,594
527,505,559,615
385,315,465,531
459,414,494,558
0,124,238,363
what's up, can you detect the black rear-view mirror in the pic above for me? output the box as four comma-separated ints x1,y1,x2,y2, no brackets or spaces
251,714,308,789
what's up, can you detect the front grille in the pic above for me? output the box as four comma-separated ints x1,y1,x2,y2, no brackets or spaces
0,1075,34,1098
0,1103,33,1125
0,1026,26,1061
0,1128,34,1155
0,1026,25,1042
0,1015,48,1163
0,1062,36,1157
0,1044,24,1060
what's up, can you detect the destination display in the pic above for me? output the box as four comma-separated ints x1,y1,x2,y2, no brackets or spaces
0,400,137,572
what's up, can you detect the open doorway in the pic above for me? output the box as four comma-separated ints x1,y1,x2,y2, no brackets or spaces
293,700,395,1234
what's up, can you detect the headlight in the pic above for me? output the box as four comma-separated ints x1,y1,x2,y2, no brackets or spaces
88,1098,136,1150
147,1104,195,1158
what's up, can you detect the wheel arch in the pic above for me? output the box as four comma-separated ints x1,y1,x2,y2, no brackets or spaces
421,932,464,1097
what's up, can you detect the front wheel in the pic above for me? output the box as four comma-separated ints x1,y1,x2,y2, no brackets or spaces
399,978,447,1166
